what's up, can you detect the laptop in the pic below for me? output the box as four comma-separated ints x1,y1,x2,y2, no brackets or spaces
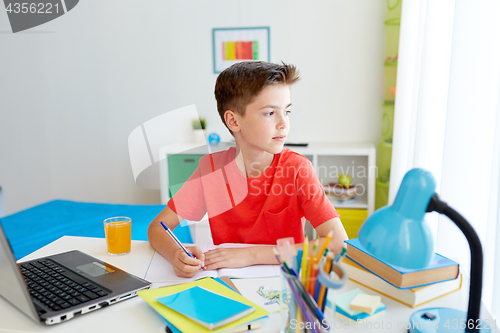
0,219,151,325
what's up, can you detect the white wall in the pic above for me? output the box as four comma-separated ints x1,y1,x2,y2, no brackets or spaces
0,0,386,215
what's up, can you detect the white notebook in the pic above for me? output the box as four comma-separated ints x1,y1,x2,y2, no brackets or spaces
145,243,281,282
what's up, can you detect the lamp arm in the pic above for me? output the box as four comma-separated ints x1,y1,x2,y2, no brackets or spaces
427,194,483,333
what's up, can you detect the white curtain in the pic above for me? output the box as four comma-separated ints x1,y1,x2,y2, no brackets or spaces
390,0,500,319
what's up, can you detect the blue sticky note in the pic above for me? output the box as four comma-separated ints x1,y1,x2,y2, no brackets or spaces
157,286,255,330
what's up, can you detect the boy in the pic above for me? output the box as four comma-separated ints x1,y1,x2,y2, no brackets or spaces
148,61,348,278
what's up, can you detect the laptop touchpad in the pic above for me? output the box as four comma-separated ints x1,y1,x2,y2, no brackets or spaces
76,262,114,277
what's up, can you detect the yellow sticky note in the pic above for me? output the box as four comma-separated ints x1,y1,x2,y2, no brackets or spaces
349,293,381,315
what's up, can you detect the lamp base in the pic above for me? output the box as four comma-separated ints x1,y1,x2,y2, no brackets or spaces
409,308,491,333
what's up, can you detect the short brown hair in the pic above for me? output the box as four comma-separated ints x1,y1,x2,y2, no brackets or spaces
214,61,300,133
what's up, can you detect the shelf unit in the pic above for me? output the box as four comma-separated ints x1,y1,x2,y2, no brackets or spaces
287,143,376,214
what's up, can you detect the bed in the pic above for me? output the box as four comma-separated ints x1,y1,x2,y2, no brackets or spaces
1,199,192,260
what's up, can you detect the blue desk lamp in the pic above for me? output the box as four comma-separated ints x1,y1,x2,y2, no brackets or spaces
358,168,488,333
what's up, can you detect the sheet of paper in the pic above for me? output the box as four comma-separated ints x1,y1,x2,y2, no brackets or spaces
145,243,281,282
218,265,281,278
231,276,282,314
145,250,217,282
207,243,281,278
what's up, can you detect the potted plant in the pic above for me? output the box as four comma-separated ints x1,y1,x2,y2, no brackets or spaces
192,117,206,144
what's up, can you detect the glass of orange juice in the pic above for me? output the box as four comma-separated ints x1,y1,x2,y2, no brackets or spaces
103,217,132,255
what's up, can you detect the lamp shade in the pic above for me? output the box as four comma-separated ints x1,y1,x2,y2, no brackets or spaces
358,168,436,269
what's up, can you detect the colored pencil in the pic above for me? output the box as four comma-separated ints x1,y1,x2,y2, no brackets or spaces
306,240,318,292
300,236,308,284
313,264,322,301
273,248,299,278
306,256,315,294
283,274,321,333
334,247,347,263
295,310,303,333
317,252,334,310
316,230,333,262
310,263,319,296
273,248,328,329
295,249,303,273
322,254,336,313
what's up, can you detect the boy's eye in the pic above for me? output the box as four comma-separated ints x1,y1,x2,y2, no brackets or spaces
285,110,292,115
265,111,274,116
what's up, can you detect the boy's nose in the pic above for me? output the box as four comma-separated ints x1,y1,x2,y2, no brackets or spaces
276,116,287,130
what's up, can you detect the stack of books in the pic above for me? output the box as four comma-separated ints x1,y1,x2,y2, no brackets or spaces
342,239,462,308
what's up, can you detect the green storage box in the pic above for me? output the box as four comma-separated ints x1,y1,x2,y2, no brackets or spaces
375,180,390,210
381,103,395,142
168,154,203,197
377,141,392,180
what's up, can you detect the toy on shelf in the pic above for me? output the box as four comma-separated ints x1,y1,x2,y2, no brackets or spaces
207,132,220,146
323,183,356,201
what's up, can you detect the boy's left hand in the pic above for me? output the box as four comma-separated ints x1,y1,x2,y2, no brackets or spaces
203,247,253,270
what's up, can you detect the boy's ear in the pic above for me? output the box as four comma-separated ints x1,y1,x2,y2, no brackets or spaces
224,110,241,133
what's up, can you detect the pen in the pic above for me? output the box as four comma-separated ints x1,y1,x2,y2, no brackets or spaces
334,247,347,263
160,221,194,258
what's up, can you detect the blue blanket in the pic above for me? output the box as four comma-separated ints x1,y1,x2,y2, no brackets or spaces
1,200,192,260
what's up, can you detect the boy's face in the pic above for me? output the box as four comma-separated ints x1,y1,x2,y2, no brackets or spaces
233,84,291,155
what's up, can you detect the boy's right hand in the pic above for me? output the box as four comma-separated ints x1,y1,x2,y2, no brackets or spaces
172,246,205,278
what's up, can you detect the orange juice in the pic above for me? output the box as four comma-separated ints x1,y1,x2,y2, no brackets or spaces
104,219,131,255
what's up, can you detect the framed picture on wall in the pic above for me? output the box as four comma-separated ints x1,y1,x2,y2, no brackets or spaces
212,27,270,74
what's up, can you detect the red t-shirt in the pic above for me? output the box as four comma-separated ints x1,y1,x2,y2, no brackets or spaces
168,148,339,245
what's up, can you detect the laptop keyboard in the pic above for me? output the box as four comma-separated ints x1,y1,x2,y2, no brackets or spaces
20,259,109,313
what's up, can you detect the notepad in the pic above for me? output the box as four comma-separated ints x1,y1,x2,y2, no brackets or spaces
157,286,255,330
138,277,269,333
349,293,381,314
145,243,281,282
334,288,386,323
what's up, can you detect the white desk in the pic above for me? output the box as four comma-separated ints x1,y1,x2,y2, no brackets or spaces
0,236,497,333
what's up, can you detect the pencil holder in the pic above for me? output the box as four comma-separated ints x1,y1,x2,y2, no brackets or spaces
280,258,347,333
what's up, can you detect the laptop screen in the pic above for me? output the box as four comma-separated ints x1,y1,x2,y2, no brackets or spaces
0,219,40,322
